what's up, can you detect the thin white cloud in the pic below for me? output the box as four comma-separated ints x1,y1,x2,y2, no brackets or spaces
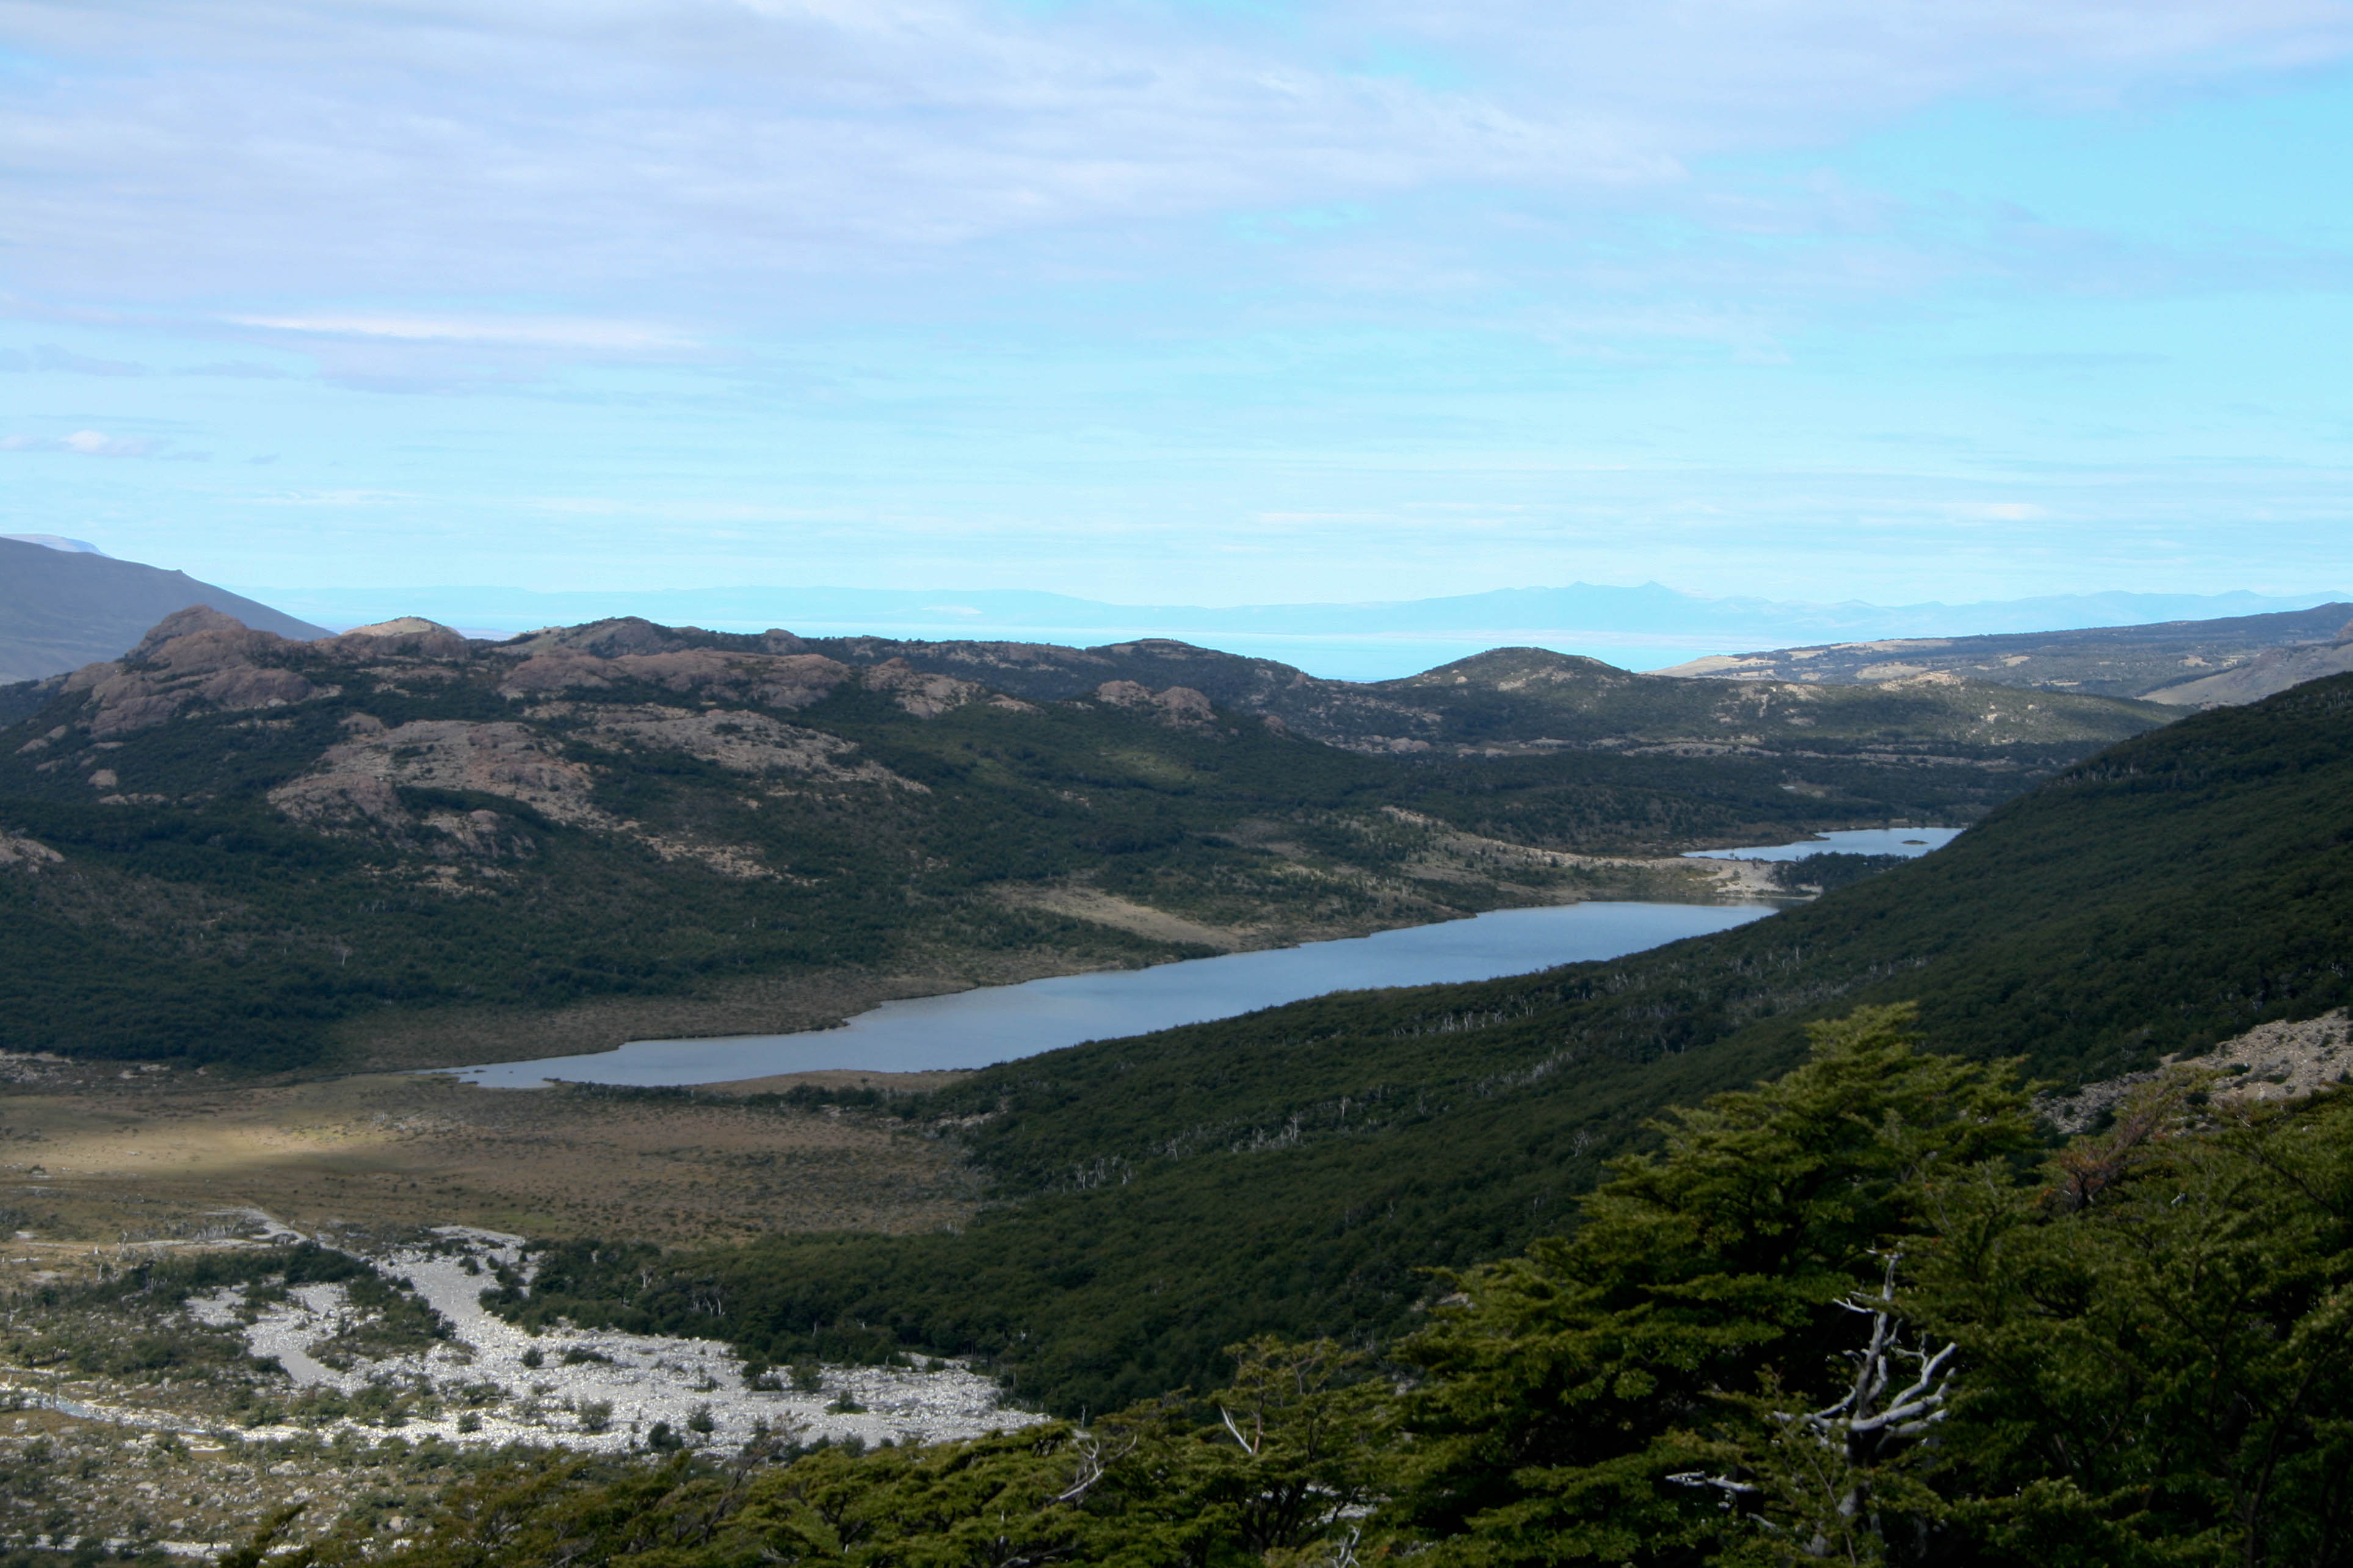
231,314,695,350
0,0,2340,308
244,488,421,507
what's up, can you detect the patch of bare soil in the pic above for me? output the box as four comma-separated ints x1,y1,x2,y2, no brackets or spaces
993,886,1247,951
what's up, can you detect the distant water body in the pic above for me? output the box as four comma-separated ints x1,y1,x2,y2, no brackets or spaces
1683,826,1965,862
452,827,1963,1089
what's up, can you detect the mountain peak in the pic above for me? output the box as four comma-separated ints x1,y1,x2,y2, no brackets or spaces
1,533,109,556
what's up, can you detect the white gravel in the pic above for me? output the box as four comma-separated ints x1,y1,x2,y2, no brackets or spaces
184,1226,1038,1453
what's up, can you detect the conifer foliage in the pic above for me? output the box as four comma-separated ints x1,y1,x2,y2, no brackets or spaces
1388,1004,2039,1564
258,1008,2353,1567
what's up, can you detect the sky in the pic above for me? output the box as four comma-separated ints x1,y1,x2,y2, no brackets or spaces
2,0,2352,614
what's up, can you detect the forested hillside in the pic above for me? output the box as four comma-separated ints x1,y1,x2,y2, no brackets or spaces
509,671,2353,1415
326,1014,2353,1567
0,609,2161,1071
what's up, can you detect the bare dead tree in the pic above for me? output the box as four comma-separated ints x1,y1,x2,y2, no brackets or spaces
1670,1252,1956,1561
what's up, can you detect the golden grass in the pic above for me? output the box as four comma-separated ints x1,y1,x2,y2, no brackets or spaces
0,1060,979,1258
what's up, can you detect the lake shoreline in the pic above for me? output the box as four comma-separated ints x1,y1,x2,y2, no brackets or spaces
448,900,1785,1089
439,825,1963,1089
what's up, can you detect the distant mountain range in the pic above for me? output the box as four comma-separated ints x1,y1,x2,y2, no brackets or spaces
0,535,328,681
7,530,2346,690
236,582,2348,678
2,533,109,556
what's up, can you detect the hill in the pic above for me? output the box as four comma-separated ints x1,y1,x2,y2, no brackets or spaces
0,611,2166,1072
0,535,328,684
507,670,2353,1415
254,579,2343,652
1655,599,2353,703
796,632,2172,756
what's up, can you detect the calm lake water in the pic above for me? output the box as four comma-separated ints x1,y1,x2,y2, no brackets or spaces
1683,826,1965,862
453,826,1968,1088
453,901,1773,1088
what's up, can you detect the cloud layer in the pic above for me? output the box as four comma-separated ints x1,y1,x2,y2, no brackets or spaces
4,0,2349,304
1,1,2350,607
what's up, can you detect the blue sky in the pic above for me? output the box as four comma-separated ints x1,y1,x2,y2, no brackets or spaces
2,0,2351,612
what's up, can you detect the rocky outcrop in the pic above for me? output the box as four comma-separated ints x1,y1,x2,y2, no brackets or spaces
863,659,1034,718
568,704,921,787
1091,680,1216,727
0,829,62,872
264,701,926,879
271,715,608,831
319,616,475,660
496,648,855,708
499,616,705,659
2039,1009,2353,1133
62,605,322,737
1,612,979,883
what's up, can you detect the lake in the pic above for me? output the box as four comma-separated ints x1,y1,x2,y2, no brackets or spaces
1683,825,1965,862
453,825,1966,1088
452,901,1771,1088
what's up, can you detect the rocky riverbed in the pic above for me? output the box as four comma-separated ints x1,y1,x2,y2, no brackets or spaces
0,1219,1040,1558
175,1224,1033,1454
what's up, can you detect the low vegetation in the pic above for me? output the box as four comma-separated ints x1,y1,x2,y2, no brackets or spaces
182,1010,2353,1567
1,1244,440,1412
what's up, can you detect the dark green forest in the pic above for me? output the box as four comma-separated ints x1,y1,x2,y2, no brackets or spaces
260,1012,2353,1567
496,672,2353,1417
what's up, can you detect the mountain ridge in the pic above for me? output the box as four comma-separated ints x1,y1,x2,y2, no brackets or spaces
1655,599,2353,702
0,535,328,682
236,581,2346,660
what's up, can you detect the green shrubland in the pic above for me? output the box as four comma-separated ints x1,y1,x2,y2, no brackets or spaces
270,1010,2353,1566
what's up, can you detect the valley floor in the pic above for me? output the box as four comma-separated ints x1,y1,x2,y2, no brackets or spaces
1,1055,976,1248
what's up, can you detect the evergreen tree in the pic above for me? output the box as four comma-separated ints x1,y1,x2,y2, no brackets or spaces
1385,1005,2036,1565
1914,1076,2353,1566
